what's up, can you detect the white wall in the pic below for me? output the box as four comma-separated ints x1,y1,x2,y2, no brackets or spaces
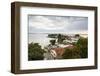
0,0,100,76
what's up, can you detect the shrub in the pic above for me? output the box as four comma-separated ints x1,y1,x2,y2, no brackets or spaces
28,43,45,60
50,40,56,45
62,46,81,59
77,37,88,58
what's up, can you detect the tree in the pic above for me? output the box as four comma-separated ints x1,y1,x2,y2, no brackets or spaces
62,46,81,59
75,34,80,38
77,37,88,58
57,34,65,44
28,43,45,60
48,34,58,38
50,40,56,45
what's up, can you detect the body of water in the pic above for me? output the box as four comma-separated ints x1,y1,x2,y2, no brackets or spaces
29,33,55,48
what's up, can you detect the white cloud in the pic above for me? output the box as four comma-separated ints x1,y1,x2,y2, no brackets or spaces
29,15,69,30
28,15,88,34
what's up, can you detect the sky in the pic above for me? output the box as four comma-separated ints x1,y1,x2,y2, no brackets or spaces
28,15,88,34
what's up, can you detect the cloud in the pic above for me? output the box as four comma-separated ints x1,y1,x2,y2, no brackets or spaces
29,16,69,30
28,15,88,34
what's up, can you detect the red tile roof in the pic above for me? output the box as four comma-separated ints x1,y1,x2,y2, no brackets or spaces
53,45,74,56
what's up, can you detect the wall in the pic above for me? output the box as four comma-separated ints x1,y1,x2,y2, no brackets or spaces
0,0,100,76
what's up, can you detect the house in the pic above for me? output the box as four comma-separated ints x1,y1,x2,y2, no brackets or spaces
43,44,58,60
52,48,65,59
63,35,80,44
51,44,74,59
43,50,54,60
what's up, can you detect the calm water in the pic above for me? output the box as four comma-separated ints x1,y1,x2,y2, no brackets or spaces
29,33,55,48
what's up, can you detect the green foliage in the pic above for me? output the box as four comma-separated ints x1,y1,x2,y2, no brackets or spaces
62,37,88,59
28,43,45,60
50,40,56,45
62,46,81,59
57,34,66,44
77,37,88,58
48,34,58,38
75,34,80,38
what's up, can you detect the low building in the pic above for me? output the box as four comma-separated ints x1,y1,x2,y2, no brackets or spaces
51,44,74,59
43,51,54,60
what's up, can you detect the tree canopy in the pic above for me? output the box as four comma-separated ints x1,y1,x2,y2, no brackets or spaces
62,37,88,59
62,46,80,59
77,37,88,58
28,43,45,60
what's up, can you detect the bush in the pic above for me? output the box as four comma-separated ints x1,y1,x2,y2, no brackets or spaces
50,40,56,45
77,37,88,58
57,34,66,44
75,34,80,38
28,43,45,60
62,46,81,59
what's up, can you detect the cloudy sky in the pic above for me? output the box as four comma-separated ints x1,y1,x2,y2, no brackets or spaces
28,15,88,34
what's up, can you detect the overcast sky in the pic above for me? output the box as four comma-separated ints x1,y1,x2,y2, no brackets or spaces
28,15,88,34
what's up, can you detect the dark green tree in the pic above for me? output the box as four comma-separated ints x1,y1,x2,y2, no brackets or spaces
75,34,80,38
28,43,45,60
50,40,56,45
77,37,88,58
57,34,65,44
62,46,81,59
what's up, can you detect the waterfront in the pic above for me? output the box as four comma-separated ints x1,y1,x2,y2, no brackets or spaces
29,33,88,49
